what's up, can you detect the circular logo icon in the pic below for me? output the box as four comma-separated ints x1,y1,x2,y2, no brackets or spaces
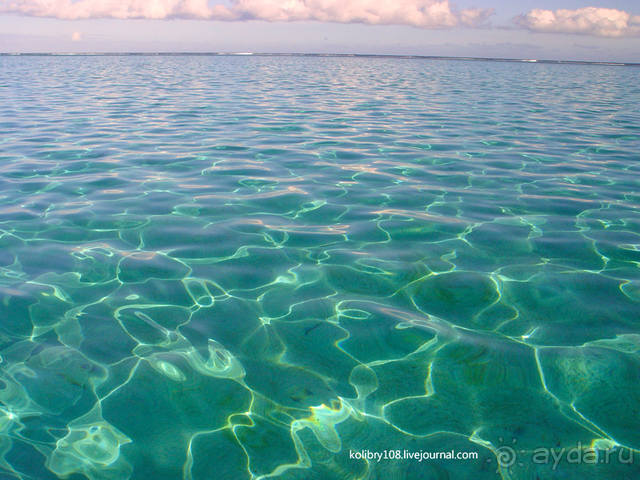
495,445,517,470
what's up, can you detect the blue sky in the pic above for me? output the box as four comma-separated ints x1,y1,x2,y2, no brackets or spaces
0,1,639,61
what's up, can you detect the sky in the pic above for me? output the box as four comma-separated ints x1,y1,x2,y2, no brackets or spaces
0,1,639,61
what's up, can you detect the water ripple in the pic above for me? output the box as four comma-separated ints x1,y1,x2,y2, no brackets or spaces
0,55,639,480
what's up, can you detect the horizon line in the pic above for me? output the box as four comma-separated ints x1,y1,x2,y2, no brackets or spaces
1,52,639,66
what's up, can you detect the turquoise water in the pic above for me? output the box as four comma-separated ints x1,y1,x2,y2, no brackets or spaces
1,55,639,480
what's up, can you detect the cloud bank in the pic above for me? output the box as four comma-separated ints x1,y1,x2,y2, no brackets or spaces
0,0,492,27
515,7,640,38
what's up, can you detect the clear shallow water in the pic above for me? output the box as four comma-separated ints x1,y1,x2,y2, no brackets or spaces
0,55,640,480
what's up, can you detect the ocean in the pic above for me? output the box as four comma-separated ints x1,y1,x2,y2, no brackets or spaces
0,54,639,479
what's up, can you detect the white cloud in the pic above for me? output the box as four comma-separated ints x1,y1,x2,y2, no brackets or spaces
0,0,493,27
1,0,226,20
515,7,640,38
